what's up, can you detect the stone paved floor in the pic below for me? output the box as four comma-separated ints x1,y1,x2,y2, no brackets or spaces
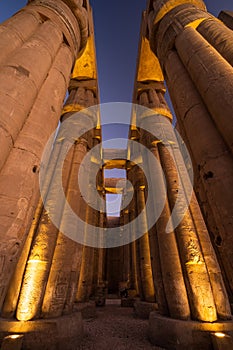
78,304,165,350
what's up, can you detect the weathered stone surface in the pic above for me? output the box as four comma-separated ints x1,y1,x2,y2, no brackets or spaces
149,312,233,350
0,312,83,350
0,0,89,318
164,28,233,305
0,9,41,66
146,0,233,320
218,10,233,31
1,335,23,350
175,27,233,154
133,301,158,319
197,18,233,66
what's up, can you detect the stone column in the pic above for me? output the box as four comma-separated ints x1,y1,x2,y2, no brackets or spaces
17,18,99,318
137,67,230,322
95,169,106,287
137,85,232,344
126,164,139,294
175,26,233,154
196,18,233,66
121,207,131,285
164,50,233,300
126,160,144,298
147,0,233,303
76,156,100,303
134,9,233,347
0,0,88,311
128,137,155,304
136,182,156,303
218,10,233,31
41,138,89,317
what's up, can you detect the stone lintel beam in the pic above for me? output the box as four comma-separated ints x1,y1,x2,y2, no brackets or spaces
103,149,127,160
103,149,127,169
103,160,127,170
104,178,127,194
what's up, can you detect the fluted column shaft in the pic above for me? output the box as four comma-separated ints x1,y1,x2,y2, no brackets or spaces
164,50,233,300
137,84,231,321
135,168,155,302
0,0,88,311
147,0,233,303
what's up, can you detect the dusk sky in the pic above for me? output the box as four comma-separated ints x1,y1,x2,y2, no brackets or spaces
0,1,233,104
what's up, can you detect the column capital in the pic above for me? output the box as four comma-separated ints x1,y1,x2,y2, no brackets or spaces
27,0,89,56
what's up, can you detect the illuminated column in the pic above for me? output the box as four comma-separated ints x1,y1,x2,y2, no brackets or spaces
1,3,98,322
76,157,100,303
94,168,106,288
126,164,139,294
41,138,89,317
175,27,233,154
15,135,80,321
196,18,233,66
135,177,156,303
0,0,88,311
42,9,100,312
147,0,233,303
137,26,230,322
164,50,233,300
129,129,155,303
1,140,65,318
123,211,131,285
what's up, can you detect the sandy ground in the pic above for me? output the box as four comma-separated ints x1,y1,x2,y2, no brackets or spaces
78,303,164,350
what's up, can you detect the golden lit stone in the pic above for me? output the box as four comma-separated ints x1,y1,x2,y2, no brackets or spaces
154,0,206,25
72,35,97,80
137,37,164,82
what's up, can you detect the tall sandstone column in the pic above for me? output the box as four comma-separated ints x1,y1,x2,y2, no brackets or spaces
133,11,232,349
1,2,101,322
147,0,233,304
0,0,89,312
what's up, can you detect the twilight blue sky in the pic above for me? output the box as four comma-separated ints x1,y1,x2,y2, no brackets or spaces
0,1,233,104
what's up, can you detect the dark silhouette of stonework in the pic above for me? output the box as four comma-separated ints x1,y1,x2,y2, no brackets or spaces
0,0,232,349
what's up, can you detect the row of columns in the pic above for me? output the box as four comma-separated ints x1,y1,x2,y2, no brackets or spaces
147,0,233,303
0,0,89,313
0,0,105,322
128,11,231,323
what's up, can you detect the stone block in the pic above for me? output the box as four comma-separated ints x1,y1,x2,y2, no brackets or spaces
133,301,158,319
149,312,233,349
0,312,83,350
1,335,23,350
211,332,233,350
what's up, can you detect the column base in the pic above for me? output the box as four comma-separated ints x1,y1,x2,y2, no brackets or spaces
133,300,158,319
149,312,233,350
0,312,83,350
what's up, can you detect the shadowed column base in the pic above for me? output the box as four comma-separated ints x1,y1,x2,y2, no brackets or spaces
0,312,83,350
149,312,233,350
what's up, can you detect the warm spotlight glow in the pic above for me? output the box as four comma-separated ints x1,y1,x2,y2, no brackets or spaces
214,332,226,338
7,334,22,339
